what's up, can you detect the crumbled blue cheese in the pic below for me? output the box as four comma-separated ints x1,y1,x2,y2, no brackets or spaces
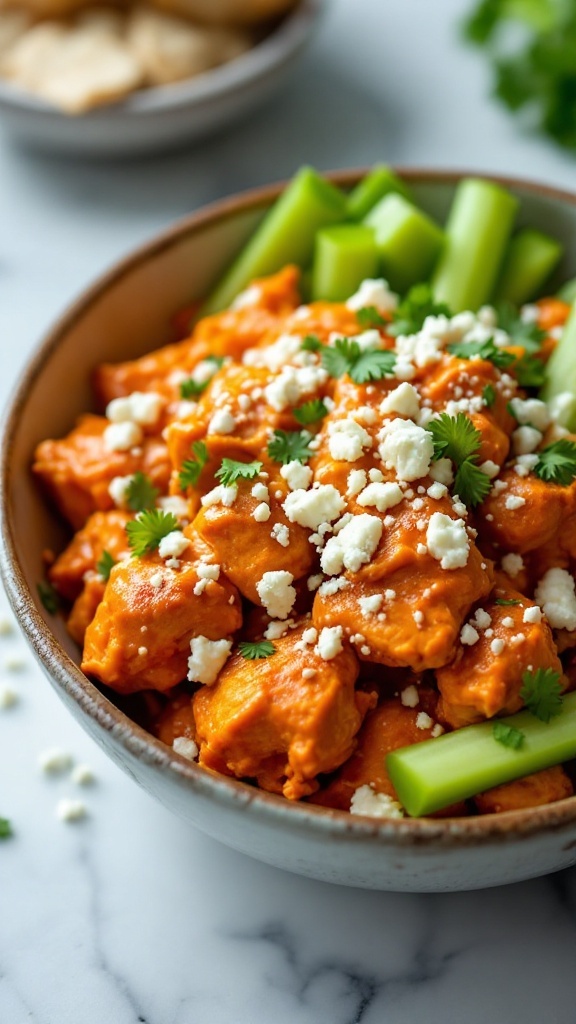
283,485,346,531
535,568,576,631
253,502,271,523
0,686,18,709
270,523,290,547
327,418,372,462
321,514,383,574
315,625,343,660
280,461,313,491
71,764,95,785
426,512,470,570
103,421,143,452
187,636,232,685
56,798,87,822
172,737,199,761
460,623,480,646
201,484,238,508
501,553,524,577
350,784,404,818
379,382,420,419
346,278,398,313
207,407,236,435
378,419,434,481
256,570,296,620
357,481,403,513
39,748,73,774
108,474,134,507
106,391,163,426
158,531,190,560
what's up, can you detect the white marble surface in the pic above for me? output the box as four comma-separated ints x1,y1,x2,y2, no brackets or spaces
2,1,576,1021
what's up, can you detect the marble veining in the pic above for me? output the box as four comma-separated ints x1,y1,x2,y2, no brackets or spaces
3,0,576,1020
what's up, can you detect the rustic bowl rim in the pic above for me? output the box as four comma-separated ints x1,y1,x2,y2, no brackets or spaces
3,166,576,848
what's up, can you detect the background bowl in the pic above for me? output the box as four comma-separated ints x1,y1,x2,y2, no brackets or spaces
3,168,576,892
0,0,324,157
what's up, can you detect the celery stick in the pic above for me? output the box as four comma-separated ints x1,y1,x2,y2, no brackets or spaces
201,167,348,315
494,228,563,305
365,193,445,295
386,691,576,817
557,277,576,304
431,178,519,312
539,298,576,429
347,165,411,221
311,224,379,302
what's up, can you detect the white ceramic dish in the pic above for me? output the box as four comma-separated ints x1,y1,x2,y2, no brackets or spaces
0,0,324,157
3,169,576,891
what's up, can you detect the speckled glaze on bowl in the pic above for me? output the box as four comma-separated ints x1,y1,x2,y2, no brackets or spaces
0,0,324,157
3,169,576,892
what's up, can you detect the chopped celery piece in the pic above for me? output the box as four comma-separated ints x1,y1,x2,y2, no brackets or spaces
494,228,563,305
432,178,519,312
347,165,411,221
201,167,348,315
365,193,444,295
540,298,576,429
386,691,576,817
557,276,576,304
311,224,379,302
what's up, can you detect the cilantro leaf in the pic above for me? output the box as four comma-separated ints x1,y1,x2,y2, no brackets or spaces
215,459,262,487
37,581,60,615
178,441,209,491
493,721,525,749
180,378,208,399
293,399,329,425
321,337,396,383
427,412,481,464
520,668,563,723
301,334,323,353
496,302,546,354
126,509,179,558
356,306,386,329
453,458,492,507
427,413,489,507
238,640,276,660
534,440,576,486
125,472,158,513
0,817,12,839
482,383,496,408
267,429,314,465
513,354,547,388
447,337,516,369
494,598,521,606
389,283,452,337
96,550,116,582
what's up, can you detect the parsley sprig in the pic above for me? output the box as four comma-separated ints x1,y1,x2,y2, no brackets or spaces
389,283,451,337
534,440,576,486
293,398,329,425
37,581,60,615
482,383,496,407
96,550,116,582
448,337,516,370
493,721,525,749
0,817,12,839
126,509,179,557
238,640,276,660
301,334,323,353
520,668,563,724
427,412,491,507
179,356,225,399
322,337,396,383
513,353,547,388
268,429,314,465
178,441,209,491
215,459,262,487
125,472,158,513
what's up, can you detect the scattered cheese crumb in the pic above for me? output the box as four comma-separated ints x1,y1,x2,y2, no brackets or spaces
504,495,526,511
378,419,434,481
173,737,199,761
346,278,398,313
207,407,236,435
253,502,271,522
349,784,404,819
270,523,290,547
283,485,346,531
71,764,95,785
280,461,313,491
400,685,419,708
38,748,73,774
187,636,232,685
416,712,434,730
201,484,238,508
426,512,470,570
0,687,18,709
501,553,524,577
106,391,163,426
359,594,384,616
158,531,190,560
357,481,403,513
56,798,87,823
256,570,296,620
315,625,343,660
321,514,383,574
328,418,372,462
523,606,542,624
535,567,576,631
251,482,269,502
103,421,143,452
490,638,505,655
460,624,480,646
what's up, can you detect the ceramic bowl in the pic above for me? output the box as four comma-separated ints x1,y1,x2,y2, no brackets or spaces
3,169,576,892
0,0,324,158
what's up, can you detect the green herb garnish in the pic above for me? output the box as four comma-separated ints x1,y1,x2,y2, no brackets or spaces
180,378,207,399
178,441,209,491
493,721,525,749
293,398,329,425
0,817,12,839
482,383,496,407
520,668,563,724
125,472,158,513
238,640,276,660
427,412,491,507
356,306,386,329
496,302,546,353
301,334,323,353
267,429,315,465
389,283,452,337
321,337,396,383
494,598,521,606
215,459,262,487
448,337,516,370
534,440,576,486
37,581,60,615
126,509,179,558
96,550,116,582
513,353,547,388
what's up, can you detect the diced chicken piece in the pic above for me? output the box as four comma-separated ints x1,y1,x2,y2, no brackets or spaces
82,529,241,694
479,467,576,555
49,509,131,601
474,766,573,814
436,585,565,728
193,621,372,800
33,414,170,530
